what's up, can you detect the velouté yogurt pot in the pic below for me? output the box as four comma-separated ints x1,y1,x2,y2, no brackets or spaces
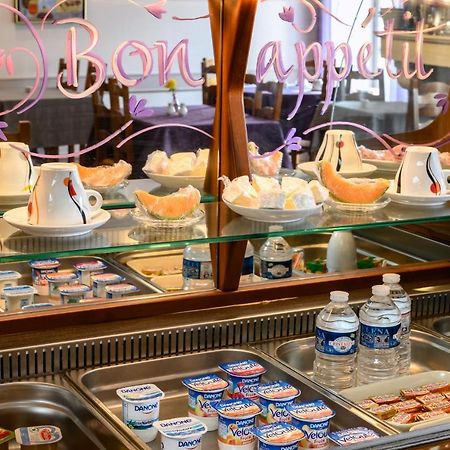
91,273,125,297
251,422,305,450
0,270,21,298
46,272,79,298
182,373,229,431
59,284,92,304
287,400,335,448
328,427,380,446
29,259,60,295
211,398,262,450
74,260,107,286
154,417,207,450
3,285,36,312
105,283,139,299
257,381,301,424
219,360,267,401
116,383,165,442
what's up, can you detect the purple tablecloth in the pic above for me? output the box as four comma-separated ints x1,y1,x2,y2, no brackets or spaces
132,105,286,177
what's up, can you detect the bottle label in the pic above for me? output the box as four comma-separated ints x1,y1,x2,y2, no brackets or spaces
241,256,254,276
182,259,213,280
400,312,411,336
315,327,357,355
260,260,292,279
359,323,401,349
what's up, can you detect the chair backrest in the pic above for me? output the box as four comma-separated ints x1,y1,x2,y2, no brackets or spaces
5,121,31,146
58,57,80,91
85,61,97,91
343,70,385,101
201,58,217,106
244,75,284,121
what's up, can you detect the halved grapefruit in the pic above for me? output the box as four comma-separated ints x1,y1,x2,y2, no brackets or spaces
135,185,201,220
76,160,132,187
320,161,389,204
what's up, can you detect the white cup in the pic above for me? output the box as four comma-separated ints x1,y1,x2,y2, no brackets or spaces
394,146,450,196
28,163,103,226
0,142,35,195
315,130,362,172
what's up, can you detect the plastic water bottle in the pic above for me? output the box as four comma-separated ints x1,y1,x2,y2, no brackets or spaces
383,273,411,375
182,244,214,290
357,285,402,385
313,291,359,390
259,227,293,280
240,241,255,284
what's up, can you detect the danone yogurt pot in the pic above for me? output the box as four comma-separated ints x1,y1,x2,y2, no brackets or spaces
46,272,79,298
15,425,62,448
116,383,165,442
3,285,36,312
251,422,305,450
29,259,60,295
211,398,262,450
257,381,301,425
59,284,92,304
287,400,335,449
0,427,14,450
0,270,21,298
182,373,229,431
74,260,107,286
91,273,125,297
105,283,139,299
154,417,207,450
219,360,267,401
328,427,380,446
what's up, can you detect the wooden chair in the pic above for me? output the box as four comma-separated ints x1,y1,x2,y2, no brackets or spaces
57,57,80,91
201,58,217,106
84,61,97,91
342,70,385,101
5,121,31,145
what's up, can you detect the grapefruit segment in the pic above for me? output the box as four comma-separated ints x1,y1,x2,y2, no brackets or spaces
320,161,389,204
76,160,132,187
135,185,201,220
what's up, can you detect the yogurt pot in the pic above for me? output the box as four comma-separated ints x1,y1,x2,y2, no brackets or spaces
257,381,301,425
182,373,229,431
211,398,262,450
29,259,60,296
91,273,125,297
46,272,79,298
15,425,62,448
74,260,107,286
0,427,14,450
116,383,165,442
3,285,36,312
154,417,207,450
105,283,139,299
219,360,267,401
287,400,335,449
328,427,380,446
59,284,92,304
251,422,305,450
0,270,21,298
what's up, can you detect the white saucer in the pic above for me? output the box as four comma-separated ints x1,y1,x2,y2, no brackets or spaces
386,189,450,207
0,192,31,206
143,171,205,190
223,199,322,223
3,208,111,237
362,158,401,173
296,162,377,179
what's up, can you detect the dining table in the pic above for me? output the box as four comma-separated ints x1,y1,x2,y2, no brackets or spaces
132,104,287,178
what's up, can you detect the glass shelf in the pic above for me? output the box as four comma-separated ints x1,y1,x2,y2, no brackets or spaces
1,201,449,263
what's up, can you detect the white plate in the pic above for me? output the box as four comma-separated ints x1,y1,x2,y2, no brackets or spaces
325,197,390,214
223,199,322,223
296,162,377,179
340,371,450,432
362,158,401,173
386,188,450,207
3,208,111,237
143,171,205,190
83,180,128,195
130,207,205,229
0,192,31,206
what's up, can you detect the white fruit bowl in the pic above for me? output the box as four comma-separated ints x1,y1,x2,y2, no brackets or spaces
143,171,205,190
223,199,322,223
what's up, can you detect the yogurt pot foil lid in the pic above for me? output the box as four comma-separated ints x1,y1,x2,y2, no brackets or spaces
29,259,60,269
59,284,91,294
105,283,139,294
117,383,165,402
211,399,262,418
3,285,36,296
154,417,207,438
328,427,380,446
74,261,107,271
46,272,78,282
219,359,267,377
257,381,300,400
287,400,335,421
15,426,62,445
0,271,21,281
252,422,305,444
182,373,229,392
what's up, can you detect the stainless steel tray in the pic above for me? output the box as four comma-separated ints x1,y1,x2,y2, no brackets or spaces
414,316,450,339
0,378,136,449
68,348,393,449
0,255,160,310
